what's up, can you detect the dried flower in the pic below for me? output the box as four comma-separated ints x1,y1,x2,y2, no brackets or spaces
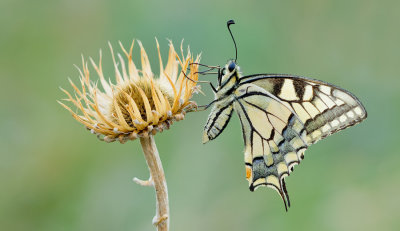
59,39,201,143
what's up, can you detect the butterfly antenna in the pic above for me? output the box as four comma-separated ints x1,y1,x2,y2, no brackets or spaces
227,19,237,62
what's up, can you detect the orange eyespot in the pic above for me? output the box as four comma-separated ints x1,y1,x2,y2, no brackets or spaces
245,166,252,180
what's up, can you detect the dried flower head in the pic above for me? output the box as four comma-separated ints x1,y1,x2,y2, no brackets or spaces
59,39,201,143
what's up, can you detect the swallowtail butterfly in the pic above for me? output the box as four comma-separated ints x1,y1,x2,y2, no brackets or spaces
198,20,367,210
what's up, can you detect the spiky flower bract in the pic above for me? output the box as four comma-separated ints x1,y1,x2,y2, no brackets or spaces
59,39,200,143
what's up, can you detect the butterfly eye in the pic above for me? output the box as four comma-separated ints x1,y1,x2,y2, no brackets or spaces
228,62,236,72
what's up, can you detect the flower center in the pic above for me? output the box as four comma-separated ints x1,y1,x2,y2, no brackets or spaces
111,78,174,126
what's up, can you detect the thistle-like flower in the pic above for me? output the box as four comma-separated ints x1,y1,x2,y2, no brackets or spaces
59,39,200,143
59,40,201,231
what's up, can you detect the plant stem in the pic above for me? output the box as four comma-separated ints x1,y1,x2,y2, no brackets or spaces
138,135,169,231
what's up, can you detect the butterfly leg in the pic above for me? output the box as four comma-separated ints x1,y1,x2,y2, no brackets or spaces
190,62,220,69
196,104,211,112
181,70,217,93
209,82,217,93
195,99,218,112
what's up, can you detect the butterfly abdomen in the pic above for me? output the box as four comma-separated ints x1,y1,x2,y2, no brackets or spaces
202,96,235,143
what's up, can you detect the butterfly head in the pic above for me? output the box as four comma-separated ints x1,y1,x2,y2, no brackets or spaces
217,60,241,92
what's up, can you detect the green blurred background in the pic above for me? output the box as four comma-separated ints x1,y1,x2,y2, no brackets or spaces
1,0,399,230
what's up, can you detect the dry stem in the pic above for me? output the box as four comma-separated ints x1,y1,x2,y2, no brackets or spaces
136,135,169,231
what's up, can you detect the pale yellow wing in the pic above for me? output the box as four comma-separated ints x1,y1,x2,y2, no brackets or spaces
239,74,367,144
234,75,367,209
233,84,308,210
203,74,367,210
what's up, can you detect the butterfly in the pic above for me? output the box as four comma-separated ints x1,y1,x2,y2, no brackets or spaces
197,20,367,210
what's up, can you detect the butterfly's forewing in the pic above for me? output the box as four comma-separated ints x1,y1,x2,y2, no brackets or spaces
239,74,367,144
234,84,309,209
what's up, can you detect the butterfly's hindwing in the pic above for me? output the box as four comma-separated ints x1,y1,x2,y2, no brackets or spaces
234,84,309,209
